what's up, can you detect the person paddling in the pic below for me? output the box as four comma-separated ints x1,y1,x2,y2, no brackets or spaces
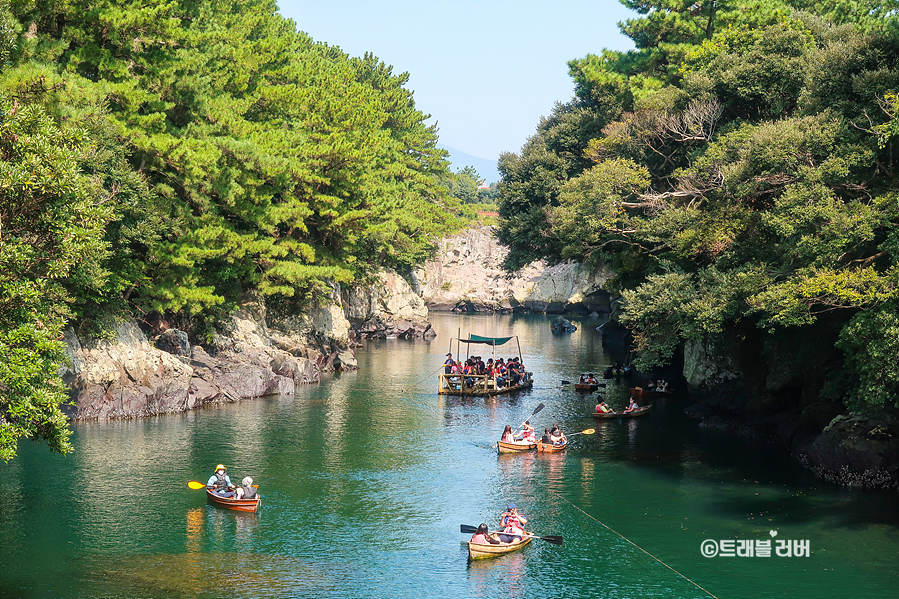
624,397,639,413
499,503,528,543
520,420,536,443
206,464,235,498
550,424,566,446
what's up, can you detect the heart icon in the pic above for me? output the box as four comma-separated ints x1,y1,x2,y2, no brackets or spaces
769,530,778,538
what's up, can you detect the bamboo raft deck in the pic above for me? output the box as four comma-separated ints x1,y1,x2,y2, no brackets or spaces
438,373,533,396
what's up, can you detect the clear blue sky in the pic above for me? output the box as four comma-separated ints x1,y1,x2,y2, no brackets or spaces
276,1,635,161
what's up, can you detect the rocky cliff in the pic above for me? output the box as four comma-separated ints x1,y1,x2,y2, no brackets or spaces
342,268,434,339
682,331,899,489
62,293,343,420
414,226,614,314
62,266,440,420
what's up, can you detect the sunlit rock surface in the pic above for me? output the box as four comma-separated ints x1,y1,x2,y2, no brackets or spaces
342,268,433,339
415,226,612,314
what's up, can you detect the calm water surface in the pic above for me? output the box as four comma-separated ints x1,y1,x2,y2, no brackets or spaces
1,313,896,598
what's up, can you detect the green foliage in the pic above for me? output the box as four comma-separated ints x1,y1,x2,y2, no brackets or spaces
0,93,119,459
0,0,461,459
499,1,899,414
448,166,482,204
9,0,456,315
836,306,899,411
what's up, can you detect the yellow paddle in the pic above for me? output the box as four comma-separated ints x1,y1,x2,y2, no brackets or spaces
567,428,596,436
187,480,207,489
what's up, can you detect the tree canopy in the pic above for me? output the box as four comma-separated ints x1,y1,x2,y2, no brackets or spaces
0,0,463,459
496,2,899,413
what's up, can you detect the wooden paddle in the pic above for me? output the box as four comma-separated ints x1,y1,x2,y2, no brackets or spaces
514,403,545,435
567,428,596,436
460,524,563,546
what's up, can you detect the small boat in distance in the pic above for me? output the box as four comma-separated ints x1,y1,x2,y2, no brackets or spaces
497,440,537,454
592,405,652,419
468,535,533,560
630,386,673,399
603,365,632,379
439,334,533,396
206,487,261,513
575,383,598,392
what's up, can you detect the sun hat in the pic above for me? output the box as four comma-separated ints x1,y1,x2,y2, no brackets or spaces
216,464,225,470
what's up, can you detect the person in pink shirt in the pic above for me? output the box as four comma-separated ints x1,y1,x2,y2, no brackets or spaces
469,523,500,545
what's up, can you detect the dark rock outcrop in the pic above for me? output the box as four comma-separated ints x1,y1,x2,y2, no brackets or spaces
682,329,899,489
796,415,899,488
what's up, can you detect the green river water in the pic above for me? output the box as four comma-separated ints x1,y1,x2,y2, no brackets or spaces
0,313,896,598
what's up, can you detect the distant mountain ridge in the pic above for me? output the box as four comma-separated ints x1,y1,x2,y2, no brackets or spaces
438,145,501,186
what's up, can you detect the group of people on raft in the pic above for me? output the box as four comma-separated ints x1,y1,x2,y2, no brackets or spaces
444,353,528,389
469,503,529,545
206,464,258,500
596,396,640,414
501,421,567,446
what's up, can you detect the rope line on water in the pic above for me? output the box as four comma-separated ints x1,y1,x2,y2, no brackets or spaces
554,491,720,599
402,364,445,392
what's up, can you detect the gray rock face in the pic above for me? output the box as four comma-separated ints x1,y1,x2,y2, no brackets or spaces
342,268,434,339
62,302,328,419
415,226,613,313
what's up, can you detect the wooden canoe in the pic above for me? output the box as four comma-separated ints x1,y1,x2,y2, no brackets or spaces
537,441,567,453
603,367,633,379
630,387,673,399
574,383,598,391
468,535,533,560
206,487,261,513
592,405,652,419
497,440,537,454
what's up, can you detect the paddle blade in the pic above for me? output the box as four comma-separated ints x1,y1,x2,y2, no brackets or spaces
580,428,596,435
542,535,564,546
188,481,206,490
532,403,545,416
560,380,571,385
460,524,478,534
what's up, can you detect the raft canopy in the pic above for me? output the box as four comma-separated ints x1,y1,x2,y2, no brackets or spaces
458,334,516,346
